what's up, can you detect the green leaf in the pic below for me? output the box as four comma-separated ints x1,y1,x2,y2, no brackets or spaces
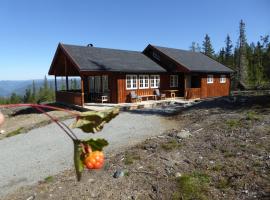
82,138,109,151
73,140,84,181
70,108,119,133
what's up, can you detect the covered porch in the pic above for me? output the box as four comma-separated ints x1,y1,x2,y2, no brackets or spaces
54,74,112,106
184,74,202,99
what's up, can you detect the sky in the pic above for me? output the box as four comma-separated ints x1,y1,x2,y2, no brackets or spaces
0,0,269,80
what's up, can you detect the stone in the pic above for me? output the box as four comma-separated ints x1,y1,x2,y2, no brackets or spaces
175,172,182,178
26,195,35,200
176,130,192,139
113,169,125,178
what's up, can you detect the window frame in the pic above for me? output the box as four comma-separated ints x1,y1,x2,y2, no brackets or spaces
170,75,178,88
150,75,160,88
220,75,226,83
126,74,137,90
207,75,214,84
139,75,149,89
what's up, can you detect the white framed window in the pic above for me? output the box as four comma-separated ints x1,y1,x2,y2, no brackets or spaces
207,75,214,84
153,52,160,61
126,75,137,90
150,75,160,88
170,75,178,87
220,75,226,83
139,75,149,89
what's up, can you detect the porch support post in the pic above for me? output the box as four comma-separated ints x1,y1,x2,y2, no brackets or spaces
66,76,69,91
64,56,69,91
81,76,85,106
55,76,57,91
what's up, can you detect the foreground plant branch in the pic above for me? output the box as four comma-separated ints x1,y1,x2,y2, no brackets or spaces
0,104,119,181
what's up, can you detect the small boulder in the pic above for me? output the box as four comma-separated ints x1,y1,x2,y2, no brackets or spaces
175,172,182,178
113,169,125,178
176,130,192,139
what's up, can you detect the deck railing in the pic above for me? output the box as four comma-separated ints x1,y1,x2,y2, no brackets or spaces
56,90,83,106
185,88,201,99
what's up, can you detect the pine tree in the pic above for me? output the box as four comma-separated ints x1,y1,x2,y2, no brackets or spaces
30,80,36,103
10,93,21,104
23,88,32,103
237,19,249,88
202,34,215,58
190,42,201,52
218,48,225,64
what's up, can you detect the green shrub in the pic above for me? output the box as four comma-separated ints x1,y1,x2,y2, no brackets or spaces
173,172,211,200
6,127,23,137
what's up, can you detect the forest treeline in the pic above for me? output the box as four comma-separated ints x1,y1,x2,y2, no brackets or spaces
191,19,270,89
0,76,79,104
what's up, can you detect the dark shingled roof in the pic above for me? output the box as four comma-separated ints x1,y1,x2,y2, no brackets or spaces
152,45,234,73
62,44,166,72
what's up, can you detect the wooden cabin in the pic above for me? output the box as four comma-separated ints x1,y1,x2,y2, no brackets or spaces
48,43,233,106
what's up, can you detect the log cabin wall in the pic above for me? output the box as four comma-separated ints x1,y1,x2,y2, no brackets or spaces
115,73,177,103
200,74,230,98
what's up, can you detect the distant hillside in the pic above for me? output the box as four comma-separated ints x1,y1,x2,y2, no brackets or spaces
0,80,52,97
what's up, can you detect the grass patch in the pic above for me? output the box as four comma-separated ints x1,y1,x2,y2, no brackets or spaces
124,153,141,165
44,176,54,183
161,140,181,151
246,111,261,121
5,127,24,137
226,119,241,129
211,164,224,172
224,151,235,158
216,177,230,190
173,172,211,200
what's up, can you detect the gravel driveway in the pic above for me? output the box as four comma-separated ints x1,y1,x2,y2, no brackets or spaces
0,111,177,197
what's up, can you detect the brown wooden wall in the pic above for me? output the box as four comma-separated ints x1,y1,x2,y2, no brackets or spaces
200,74,230,98
115,73,175,103
56,91,83,106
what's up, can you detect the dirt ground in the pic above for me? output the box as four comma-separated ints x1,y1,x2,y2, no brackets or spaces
3,96,270,200
0,104,80,140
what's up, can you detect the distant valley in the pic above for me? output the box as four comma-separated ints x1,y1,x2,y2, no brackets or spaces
0,80,53,97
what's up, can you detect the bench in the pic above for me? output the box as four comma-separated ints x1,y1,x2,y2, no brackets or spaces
140,94,157,101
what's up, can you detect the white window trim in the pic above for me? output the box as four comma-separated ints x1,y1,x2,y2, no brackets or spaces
207,75,214,84
126,74,137,90
150,75,160,88
139,75,149,89
220,75,226,83
170,75,178,88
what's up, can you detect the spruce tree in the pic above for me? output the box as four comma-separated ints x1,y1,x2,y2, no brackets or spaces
31,80,36,103
224,34,233,67
202,34,215,58
218,48,225,64
23,88,32,103
237,19,249,88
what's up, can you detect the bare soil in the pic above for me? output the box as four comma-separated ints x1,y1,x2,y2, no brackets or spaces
0,104,80,140
3,96,270,200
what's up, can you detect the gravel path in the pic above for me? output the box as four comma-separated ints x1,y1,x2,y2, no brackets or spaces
0,111,176,197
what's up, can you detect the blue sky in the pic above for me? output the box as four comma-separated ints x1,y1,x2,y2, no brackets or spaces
0,0,269,80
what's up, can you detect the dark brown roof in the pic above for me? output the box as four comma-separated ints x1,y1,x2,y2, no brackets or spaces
60,44,166,73
150,45,234,73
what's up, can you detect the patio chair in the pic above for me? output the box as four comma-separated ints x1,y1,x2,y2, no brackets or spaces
130,91,142,103
96,93,109,103
154,89,166,100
